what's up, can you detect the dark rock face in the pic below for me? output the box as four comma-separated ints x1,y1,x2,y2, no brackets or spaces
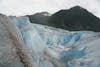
49,6,100,32
28,6,100,32
28,12,50,25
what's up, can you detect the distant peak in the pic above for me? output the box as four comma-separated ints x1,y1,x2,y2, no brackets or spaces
69,6,86,10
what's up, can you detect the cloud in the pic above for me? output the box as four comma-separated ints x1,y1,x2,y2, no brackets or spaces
0,0,100,17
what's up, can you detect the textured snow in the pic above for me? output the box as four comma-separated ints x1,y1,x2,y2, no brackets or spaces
10,16,100,67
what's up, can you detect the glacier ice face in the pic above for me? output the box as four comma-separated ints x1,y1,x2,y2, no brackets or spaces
11,16,100,67
0,15,30,67
32,24,100,67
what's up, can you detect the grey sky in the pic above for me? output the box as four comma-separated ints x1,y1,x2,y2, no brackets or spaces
0,0,100,17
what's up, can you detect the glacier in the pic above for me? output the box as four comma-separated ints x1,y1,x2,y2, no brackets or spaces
10,16,100,67
0,14,100,67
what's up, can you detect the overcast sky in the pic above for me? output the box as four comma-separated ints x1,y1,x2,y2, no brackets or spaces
0,0,100,17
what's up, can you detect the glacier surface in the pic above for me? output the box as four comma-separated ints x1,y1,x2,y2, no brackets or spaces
11,16,100,67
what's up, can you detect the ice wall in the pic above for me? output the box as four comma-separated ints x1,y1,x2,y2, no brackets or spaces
0,14,31,67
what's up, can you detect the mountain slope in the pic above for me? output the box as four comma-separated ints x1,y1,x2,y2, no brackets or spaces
28,12,50,25
49,6,100,31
